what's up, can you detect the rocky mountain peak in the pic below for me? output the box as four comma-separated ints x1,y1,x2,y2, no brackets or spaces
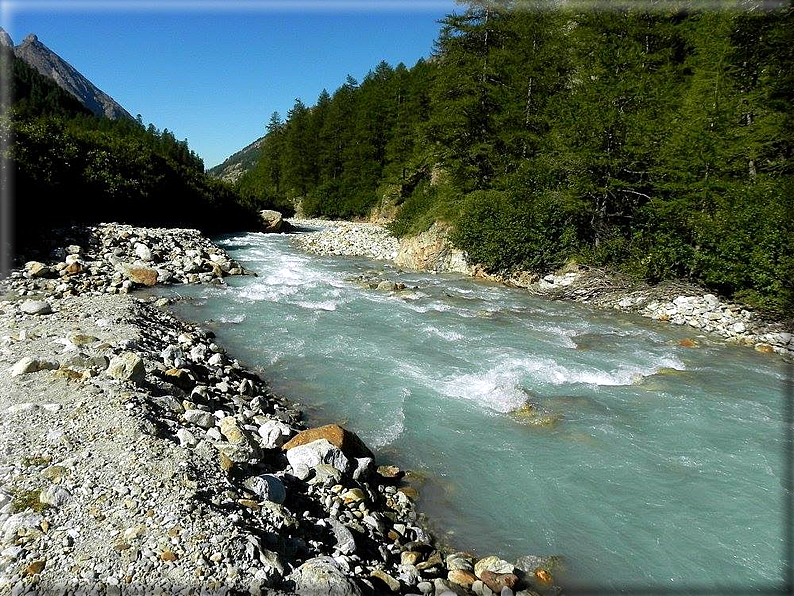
13,32,133,120
0,27,13,49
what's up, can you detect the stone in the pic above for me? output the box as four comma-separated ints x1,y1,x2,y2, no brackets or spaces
65,262,83,275
260,210,285,233
433,578,469,596
25,560,45,576
39,485,71,507
116,263,158,286
328,519,356,555
371,569,401,592
401,551,421,566
163,368,195,390
377,465,403,479
107,352,145,384
291,556,361,596
286,439,351,478
474,556,514,579
244,474,286,504
184,409,214,428
309,464,342,487
219,416,247,444
257,419,292,449
283,424,373,459
340,488,365,505
160,550,177,562
10,357,59,377
19,300,52,315
25,261,50,278
176,428,197,448
134,243,153,261
448,569,477,588
479,571,518,594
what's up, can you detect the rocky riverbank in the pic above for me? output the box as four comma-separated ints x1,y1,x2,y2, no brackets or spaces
290,218,793,358
0,224,561,596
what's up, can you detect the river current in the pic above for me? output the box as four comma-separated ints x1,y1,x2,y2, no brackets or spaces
163,228,790,594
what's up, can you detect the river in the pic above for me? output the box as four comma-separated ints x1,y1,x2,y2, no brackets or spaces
162,227,790,595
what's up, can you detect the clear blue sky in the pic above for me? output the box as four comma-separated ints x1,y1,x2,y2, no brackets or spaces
4,1,458,168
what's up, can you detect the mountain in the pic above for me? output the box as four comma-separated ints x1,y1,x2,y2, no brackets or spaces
12,32,133,120
207,135,265,183
0,27,12,49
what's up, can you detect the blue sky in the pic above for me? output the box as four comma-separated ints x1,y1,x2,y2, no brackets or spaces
4,1,458,168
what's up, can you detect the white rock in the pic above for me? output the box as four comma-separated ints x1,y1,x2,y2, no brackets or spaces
184,409,214,429
176,428,197,448
19,300,52,315
286,439,350,479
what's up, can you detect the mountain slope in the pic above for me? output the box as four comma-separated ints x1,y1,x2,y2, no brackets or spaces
13,32,133,120
207,135,265,183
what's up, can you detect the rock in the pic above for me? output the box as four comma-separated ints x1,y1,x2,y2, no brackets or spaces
10,357,59,377
176,428,197,448
219,416,248,444
134,243,153,261
260,210,285,233
328,519,356,555
479,571,518,593
163,368,195,390
371,569,401,592
448,569,477,588
19,300,52,315
65,262,83,275
283,424,374,460
257,419,292,449
340,488,365,505
309,464,343,487
2,512,43,543
39,485,71,507
25,262,50,278
433,578,469,596
244,474,286,504
286,439,350,479
474,556,514,579
184,409,214,428
107,352,145,384
401,551,422,566
116,263,158,286
377,465,403,479
291,556,361,596
25,560,45,576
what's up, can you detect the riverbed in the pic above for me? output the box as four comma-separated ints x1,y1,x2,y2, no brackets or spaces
164,228,790,594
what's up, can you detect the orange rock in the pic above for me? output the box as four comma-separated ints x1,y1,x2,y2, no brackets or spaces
26,560,45,575
163,368,195,390
65,262,83,275
678,338,698,348
282,424,373,459
121,265,158,287
535,567,553,584
448,569,477,587
480,570,518,593
160,551,177,562
755,343,774,354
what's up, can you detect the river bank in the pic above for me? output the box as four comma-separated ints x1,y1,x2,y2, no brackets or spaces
0,224,559,596
291,218,793,358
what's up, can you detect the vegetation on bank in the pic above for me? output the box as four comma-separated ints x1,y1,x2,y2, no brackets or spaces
238,1,793,314
1,45,260,259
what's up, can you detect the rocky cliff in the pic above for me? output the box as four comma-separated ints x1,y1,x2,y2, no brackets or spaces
13,33,133,120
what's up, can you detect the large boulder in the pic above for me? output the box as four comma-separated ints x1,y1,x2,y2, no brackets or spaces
291,556,361,596
282,424,373,460
260,210,285,233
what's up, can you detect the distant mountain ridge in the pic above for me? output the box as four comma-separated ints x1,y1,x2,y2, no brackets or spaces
7,30,132,120
207,135,265,183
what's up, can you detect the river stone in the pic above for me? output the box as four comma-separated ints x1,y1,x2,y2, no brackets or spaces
448,569,477,588
244,474,286,504
479,571,517,593
2,513,43,544
183,409,214,428
371,569,400,592
19,300,52,315
292,556,361,596
309,464,343,486
328,519,356,555
282,424,374,459
116,263,158,286
474,556,514,579
257,419,292,449
25,261,50,278
219,416,247,444
433,578,469,596
10,357,59,377
107,352,145,384
260,210,284,233
134,243,153,261
176,428,197,448
287,439,350,479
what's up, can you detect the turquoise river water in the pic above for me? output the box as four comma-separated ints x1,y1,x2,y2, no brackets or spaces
162,228,791,595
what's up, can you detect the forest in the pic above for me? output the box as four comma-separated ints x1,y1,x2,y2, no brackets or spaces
2,44,260,259
237,1,793,314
